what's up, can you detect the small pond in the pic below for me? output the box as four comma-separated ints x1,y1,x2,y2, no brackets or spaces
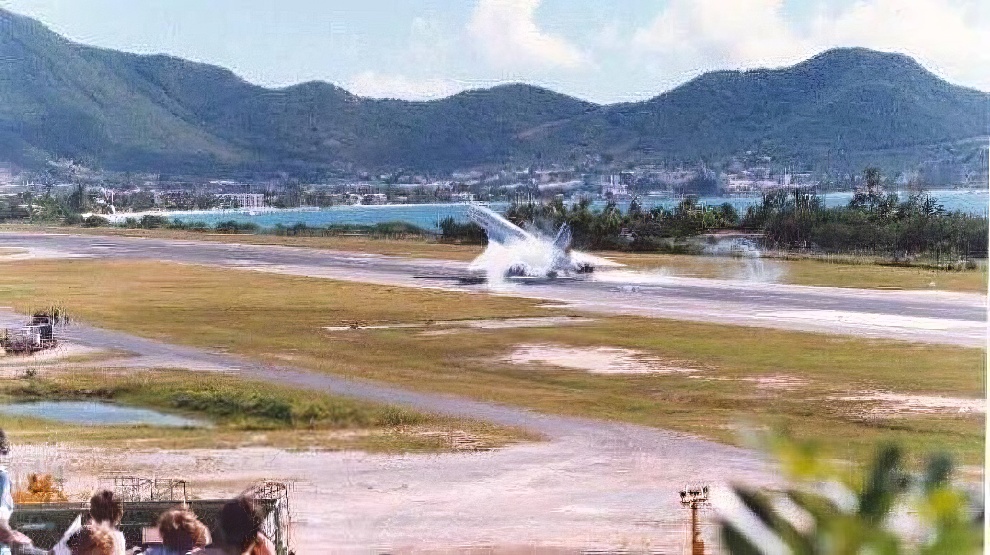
0,401,206,427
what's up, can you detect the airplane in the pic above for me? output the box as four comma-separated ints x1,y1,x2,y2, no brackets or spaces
466,204,622,279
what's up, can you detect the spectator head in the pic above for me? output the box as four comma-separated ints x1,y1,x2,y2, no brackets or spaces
89,490,123,526
68,523,116,555
220,496,265,552
157,509,210,551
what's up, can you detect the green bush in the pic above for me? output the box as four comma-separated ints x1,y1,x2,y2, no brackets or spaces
138,215,170,229
721,434,983,554
214,220,260,233
171,389,293,424
439,217,486,244
375,406,426,427
82,215,109,227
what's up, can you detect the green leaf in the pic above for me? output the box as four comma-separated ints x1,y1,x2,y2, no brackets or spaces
720,521,764,555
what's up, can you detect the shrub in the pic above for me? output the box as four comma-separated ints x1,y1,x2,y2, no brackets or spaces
439,217,486,244
214,220,259,233
170,389,293,424
139,215,169,229
375,406,426,427
81,215,109,228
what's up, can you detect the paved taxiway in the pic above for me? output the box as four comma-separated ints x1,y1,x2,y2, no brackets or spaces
1,232,985,346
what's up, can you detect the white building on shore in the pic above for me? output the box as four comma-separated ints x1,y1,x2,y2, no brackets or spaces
215,193,265,209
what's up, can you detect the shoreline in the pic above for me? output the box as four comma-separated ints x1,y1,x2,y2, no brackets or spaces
83,188,988,226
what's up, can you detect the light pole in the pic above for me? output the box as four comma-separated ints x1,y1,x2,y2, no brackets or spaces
679,485,710,555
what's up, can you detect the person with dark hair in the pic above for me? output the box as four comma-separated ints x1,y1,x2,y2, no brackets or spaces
144,509,210,555
217,497,275,555
88,490,125,555
66,523,116,555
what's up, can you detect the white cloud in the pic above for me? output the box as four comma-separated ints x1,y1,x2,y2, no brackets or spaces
630,0,990,90
811,0,990,89
631,0,814,69
467,0,589,71
345,71,471,100
345,17,473,101
407,17,452,72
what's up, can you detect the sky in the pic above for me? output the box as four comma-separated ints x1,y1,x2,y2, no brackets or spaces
2,0,988,103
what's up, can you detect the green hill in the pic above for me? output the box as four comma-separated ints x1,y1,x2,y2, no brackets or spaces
0,8,986,175
555,48,989,169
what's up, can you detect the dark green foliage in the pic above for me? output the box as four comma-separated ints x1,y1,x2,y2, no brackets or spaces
171,390,293,425
439,217,487,244
168,388,425,429
138,215,169,229
81,214,108,227
0,193,31,221
164,220,209,231
721,435,984,554
213,220,260,233
1,8,985,173
748,174,988,259
269,221,430,239
503,197,739,251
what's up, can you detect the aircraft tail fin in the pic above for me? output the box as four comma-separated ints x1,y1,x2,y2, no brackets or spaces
552,222,572,252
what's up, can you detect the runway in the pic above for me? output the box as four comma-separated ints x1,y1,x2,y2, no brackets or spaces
0,233,983,550
1,232,985,346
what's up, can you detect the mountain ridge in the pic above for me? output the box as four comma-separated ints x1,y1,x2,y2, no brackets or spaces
0,8,986,175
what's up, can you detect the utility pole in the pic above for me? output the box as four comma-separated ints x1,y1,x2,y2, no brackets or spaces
679,485,711,555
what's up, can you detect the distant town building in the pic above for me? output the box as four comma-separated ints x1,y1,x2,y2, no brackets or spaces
601,174,631,199
362,193,387,205
215,193,265,209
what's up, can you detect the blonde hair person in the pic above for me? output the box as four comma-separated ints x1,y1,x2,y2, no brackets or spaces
67,523,116,555
88,490,125,555
144,509,212,555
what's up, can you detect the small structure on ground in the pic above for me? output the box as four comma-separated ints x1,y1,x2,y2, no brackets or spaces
0,311,63,356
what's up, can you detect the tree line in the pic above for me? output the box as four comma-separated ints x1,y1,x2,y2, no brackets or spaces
441,169,987,262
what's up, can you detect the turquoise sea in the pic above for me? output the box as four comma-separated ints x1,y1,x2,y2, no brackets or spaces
170,189,989,232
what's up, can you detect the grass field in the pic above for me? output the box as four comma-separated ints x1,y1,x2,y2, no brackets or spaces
0,369,532,452
607,252,988,292
2,224,984,292
0,259,983,464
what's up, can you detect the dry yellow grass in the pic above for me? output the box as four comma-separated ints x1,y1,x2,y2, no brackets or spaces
0,259,983,463
608,252,988,292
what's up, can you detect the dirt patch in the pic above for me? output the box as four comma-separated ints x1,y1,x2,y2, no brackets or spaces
746,375,809,390
0,247,91,261
325,316,594,334
504,343,701,375
0,342,105,366
691,374,808,391
832,392,986,416
415,430,498,451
